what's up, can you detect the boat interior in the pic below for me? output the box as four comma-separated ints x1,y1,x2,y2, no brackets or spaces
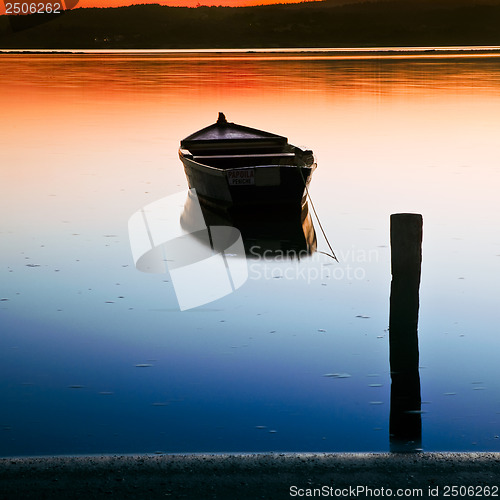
180,146,315,170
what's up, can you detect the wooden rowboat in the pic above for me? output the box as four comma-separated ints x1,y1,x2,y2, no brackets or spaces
179,113,316,212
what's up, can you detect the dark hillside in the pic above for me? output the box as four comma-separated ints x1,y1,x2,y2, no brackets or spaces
1,1,500,49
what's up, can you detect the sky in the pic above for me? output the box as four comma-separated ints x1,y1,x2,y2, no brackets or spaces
72,0,317,7
0,0,320,16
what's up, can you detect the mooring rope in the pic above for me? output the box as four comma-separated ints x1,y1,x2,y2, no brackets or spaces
298,165,338,262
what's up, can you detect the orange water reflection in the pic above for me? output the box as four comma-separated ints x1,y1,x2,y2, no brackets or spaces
2,52,500,238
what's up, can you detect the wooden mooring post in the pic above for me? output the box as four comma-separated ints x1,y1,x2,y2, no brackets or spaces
389,213,423,452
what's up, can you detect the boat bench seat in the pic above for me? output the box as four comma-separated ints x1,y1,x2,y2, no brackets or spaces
193,153,296,159
192,152,298,169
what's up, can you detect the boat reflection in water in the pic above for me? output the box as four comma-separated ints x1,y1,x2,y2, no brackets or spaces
180,188,317,259
129,188,316,310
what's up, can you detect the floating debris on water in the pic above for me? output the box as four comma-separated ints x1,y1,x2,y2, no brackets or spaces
323,373,351,379
444,392,457,396
255,426,267,429
356,315,370,319
68,385,85,389
0,298,9,301
317,329,327,333
269,430,277,433
369,401,384,405
369,384,383,387
26,264,41,268
473,387,486,391
135,364,153,368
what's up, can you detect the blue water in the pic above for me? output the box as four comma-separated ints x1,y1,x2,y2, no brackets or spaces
1,50,500,456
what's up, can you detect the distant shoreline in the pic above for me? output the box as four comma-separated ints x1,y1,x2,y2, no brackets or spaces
2,46,500,57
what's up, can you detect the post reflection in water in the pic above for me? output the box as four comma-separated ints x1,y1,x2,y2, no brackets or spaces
389,214,423,453
181,188,317,259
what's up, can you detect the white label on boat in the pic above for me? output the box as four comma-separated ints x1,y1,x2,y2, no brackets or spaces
227,169,255,186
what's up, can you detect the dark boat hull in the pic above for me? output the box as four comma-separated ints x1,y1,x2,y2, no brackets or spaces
180,154,316,212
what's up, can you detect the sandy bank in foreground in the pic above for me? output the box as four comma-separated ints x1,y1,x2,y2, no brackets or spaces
0,453,499,499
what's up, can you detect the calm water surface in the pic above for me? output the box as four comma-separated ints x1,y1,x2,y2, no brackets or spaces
1,51,500,456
